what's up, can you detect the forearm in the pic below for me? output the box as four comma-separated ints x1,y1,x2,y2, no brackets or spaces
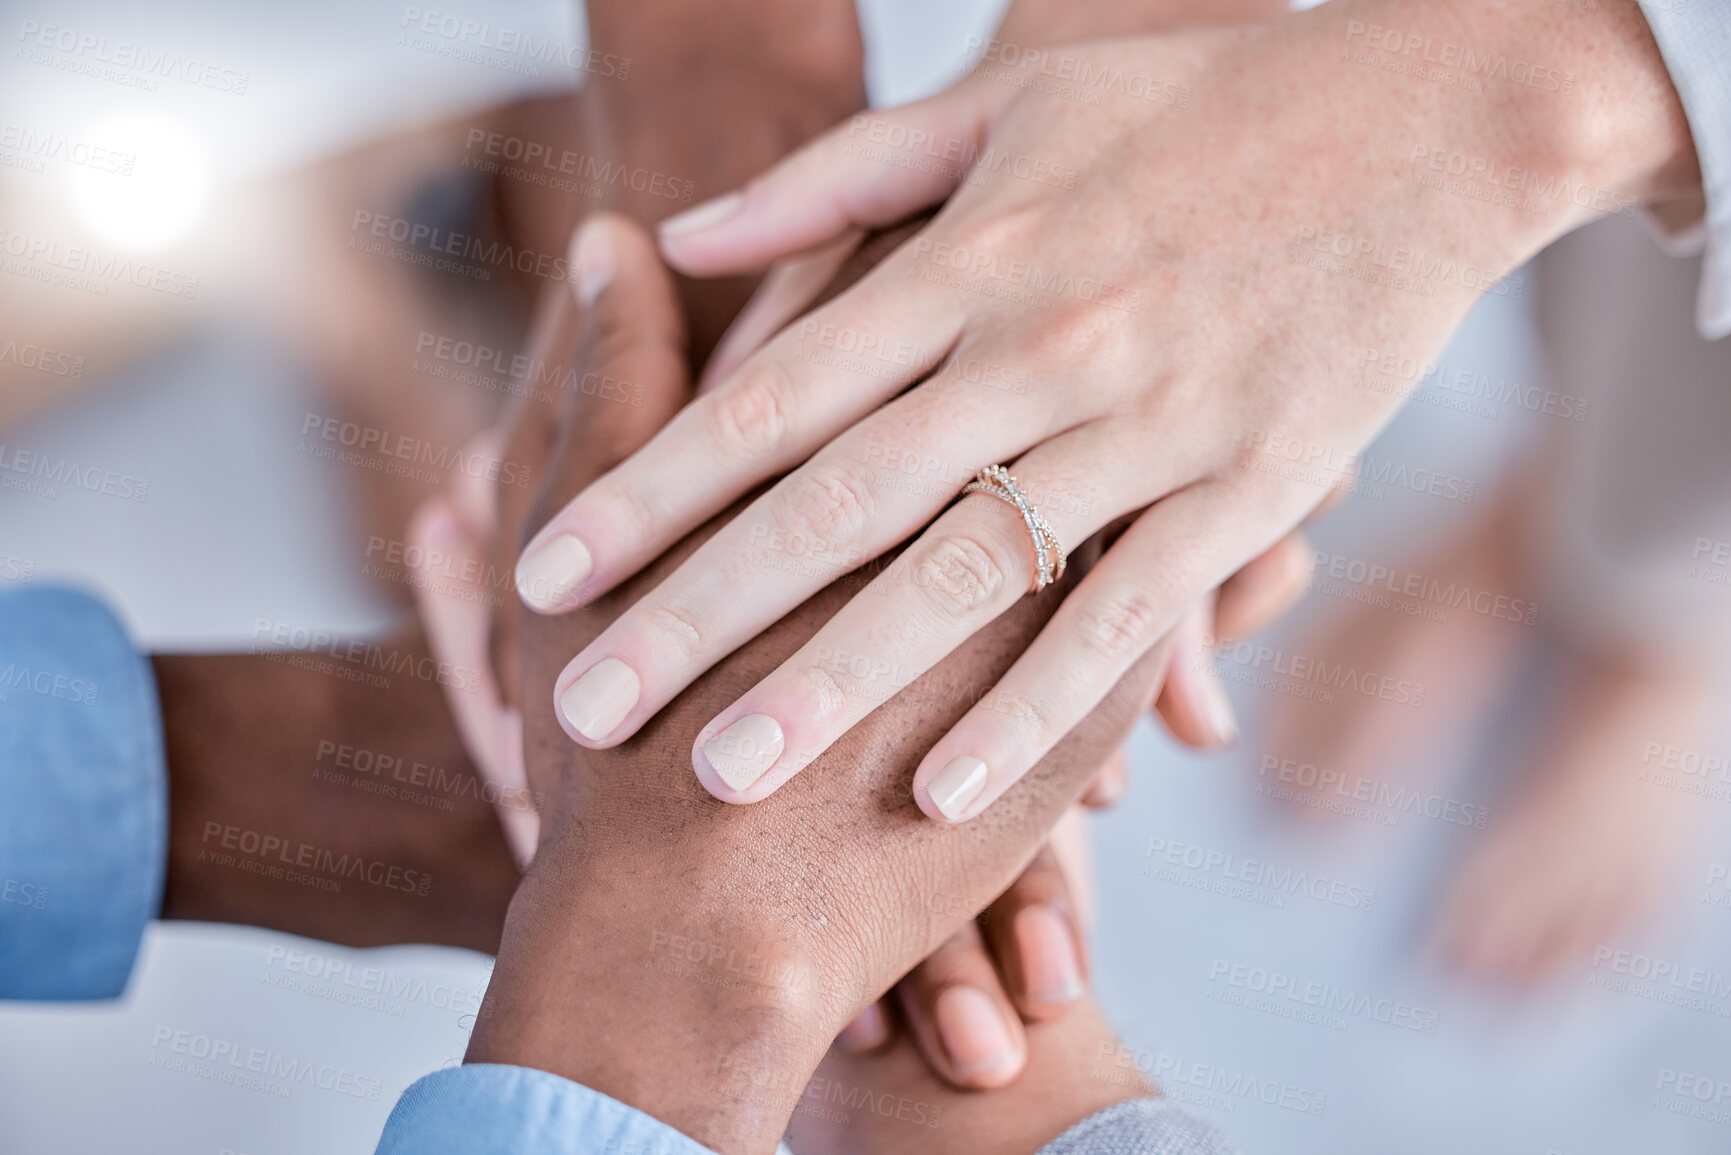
155,645,518,952
556,0,867,365
580,0,866,197
467,850,832,1154
997,0,1290,44
586,0,863,96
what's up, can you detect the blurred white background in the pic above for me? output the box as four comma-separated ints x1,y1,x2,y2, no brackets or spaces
2,1,1729,1152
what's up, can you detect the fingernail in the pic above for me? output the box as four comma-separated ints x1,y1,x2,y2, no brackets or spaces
701,714,785,792
573,219,615,306
929,756,988,821
1195,670,1237,746
516,534,592,612
659,190,744,238
934,986,1016,1079
835,1002,890,1053
558,658,640,742
1014,905,1084,1006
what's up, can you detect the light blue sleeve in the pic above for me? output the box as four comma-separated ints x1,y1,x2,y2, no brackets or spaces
378,1065,1229,1155
376,1065,719,1155
0,587,166,1000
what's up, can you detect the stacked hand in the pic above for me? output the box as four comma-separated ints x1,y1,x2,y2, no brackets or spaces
403,0,1707,1131
508,0,1696,826
457,213,1173,1153
412,210,1316,1092
412,217,1122,1091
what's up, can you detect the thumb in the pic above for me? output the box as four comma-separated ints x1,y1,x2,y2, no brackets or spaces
556,212,691,490
656,81,999,277
517,213,692,599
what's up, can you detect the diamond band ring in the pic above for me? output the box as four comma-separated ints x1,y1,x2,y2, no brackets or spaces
961,464,1067,593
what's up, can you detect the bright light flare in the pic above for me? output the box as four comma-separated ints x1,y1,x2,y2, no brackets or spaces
69,110,212,253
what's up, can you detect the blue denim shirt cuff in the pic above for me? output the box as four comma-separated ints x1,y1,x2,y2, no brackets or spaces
0,587,166,1000
377,1064,719,1155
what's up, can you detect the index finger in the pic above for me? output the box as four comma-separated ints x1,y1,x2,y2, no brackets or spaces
514,234,963,614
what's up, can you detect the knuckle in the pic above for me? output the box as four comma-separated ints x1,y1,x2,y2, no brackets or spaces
1073,586,1165,665
991,684,1052,739
908,531,1015,622
943,205,1041,263
642,599,709,661
708,362,792,460
775,460,876,547
588,478,658,542
791,661,853,723
1024,304,1113,363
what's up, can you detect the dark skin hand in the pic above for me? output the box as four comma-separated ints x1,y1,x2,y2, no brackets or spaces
161,0,866,952
463,215,1166,1154
310,0,866,566
155,0,872,953
492,0,868,365
446,202,1302,1145
154,632,520,953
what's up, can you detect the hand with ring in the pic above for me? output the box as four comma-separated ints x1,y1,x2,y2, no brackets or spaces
508,0,1688,828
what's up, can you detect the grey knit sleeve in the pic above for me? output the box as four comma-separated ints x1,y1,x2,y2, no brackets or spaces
1037,1099,1240,1155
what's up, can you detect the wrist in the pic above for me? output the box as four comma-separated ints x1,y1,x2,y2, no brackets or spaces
156,641,517,952
1345,0,1698,221
587,0,862,98
157,652,339,926
467,843,839,1153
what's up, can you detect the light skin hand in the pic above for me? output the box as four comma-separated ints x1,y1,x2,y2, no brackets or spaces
794,995,1151,1155
511,0,1699,822
464,217,1168,1154
693,0,1293,393
699,0,1308,761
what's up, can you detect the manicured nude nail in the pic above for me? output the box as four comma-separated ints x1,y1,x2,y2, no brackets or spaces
835,1002,890,1053
934,986,1016,1079
659,190,744,238
558,658,640,742
516,534,592,612
1014,905,1084,1006
1195,670,1237,746
701,714,785,791
930,756,988,821
573,219,615,306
